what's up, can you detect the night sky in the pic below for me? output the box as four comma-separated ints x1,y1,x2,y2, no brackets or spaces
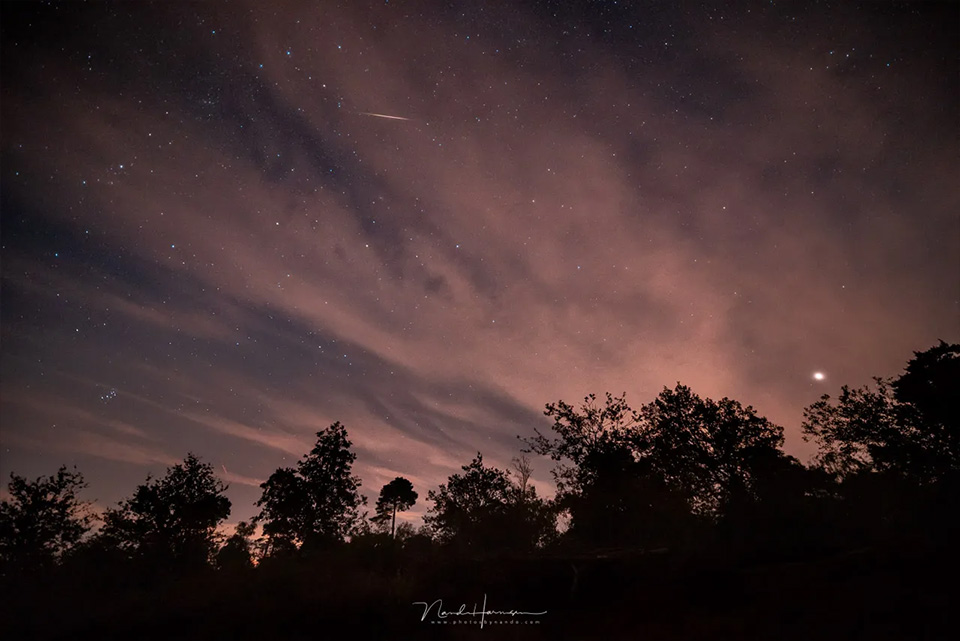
2,1,957,529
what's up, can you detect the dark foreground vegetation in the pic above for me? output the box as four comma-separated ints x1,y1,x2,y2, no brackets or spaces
2,342,957,640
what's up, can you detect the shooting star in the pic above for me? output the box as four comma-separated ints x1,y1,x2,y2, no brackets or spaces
358,111,412,121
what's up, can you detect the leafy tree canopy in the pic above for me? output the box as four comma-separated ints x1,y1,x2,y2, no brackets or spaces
0,466,93,570
639,385,785,513
372,477,418,537
425,453,554,553
100,453,230,567
255,422,365,554
216,520,256,571
525,386,784,518
803,341,959,482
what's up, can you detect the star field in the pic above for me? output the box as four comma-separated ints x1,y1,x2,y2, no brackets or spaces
1,1,957,527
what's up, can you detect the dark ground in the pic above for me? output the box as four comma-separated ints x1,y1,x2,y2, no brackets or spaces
3,542,954,641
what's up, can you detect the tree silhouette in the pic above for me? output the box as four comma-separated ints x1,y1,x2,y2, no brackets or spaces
525,392,641,501
525,386,784,547
800,343,960,552
100,453,230,568
803,343,959,483
0,368,952,640
372,477,417,538
216,520,256,570
254,467,307,556
638,385,785,515
718,448,837,556
425,453,554,553
510,455,535,502
525,392,686,547
566,449,690,548
255,422,365,554
506,456,557,549
0,466,92,572
425,454,512,550
892,340,959,478
802,379,899,478
892,341,959,430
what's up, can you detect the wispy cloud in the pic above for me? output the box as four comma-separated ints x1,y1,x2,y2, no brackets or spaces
1,1,955,525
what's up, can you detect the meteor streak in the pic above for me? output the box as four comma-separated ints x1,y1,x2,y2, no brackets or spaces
358,111,411,121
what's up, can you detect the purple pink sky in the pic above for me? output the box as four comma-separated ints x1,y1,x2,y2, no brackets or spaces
2,1,957,527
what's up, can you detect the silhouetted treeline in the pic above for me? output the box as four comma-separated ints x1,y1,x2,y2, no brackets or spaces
1,342,956,640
